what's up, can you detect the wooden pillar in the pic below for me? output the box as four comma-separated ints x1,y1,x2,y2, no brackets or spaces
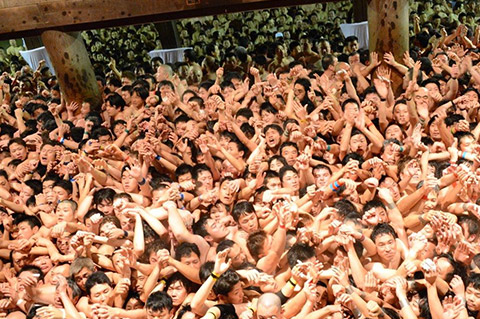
368,0,409,94
41,31,102,109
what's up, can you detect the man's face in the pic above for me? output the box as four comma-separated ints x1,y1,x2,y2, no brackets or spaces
379,177,400,201
226,282,244,304
344,102,359,119
167,281,188,307
53,186,70,201
196,170,213,190
347,40,358,53
180,253,201,269
414,87,432,109
205,218,229,241
350,134,367,154
219,181,235,205
238,212,259,233
435,257,453,281
281,146,298,166
146,308,173,319
74,267,93,291
265,129,281,149
228,244,247,268
12,251,30,272
313,168,331,188
40,144,56,165
9,142,27,160
33,255,54,274
394,103,409,125
89,283,112,305
375,233,397,261
466,284,480,311
266,177,281,190
56,202,75,223
97,199,114,216
17,221,36,240
282,171,299,191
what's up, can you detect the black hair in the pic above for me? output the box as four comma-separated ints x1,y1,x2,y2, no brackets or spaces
213,270,240,296
287,243,315,268
175,242,201,261
371,223,398,243
85,271,112,296
232,201,256,222
93,188,116,206
146,291,173,312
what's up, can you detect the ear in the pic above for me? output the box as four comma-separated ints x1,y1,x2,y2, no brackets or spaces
205,235,213,243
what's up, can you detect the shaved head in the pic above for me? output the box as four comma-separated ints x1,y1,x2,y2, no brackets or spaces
257,293,282,319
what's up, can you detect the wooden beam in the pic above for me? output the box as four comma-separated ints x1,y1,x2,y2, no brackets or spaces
0,0,339,40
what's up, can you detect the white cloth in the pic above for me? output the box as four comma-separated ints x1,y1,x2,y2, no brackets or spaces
19,46,55,75
340,21,369,49
148,47,192,64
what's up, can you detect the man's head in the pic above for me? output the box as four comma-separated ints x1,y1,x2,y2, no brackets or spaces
146,291,174,319
466,274,480,311
70,257,96,291
371,223,398,262
174,243,201,269
14,215,41,240
217,240,247,269
55,199,77,223
232,201,258,233
257,293,283,319
85,272,112,305
213,270,244,304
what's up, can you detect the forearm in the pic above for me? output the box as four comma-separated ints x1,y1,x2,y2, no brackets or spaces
169,258,201,284
133,215,145,256
191,276,216,315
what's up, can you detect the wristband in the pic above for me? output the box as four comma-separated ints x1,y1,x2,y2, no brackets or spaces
60,309,66,319
387,202,396,210
160,279,167,286
207,312,218,319
462,152,467,159
283,130,289,137
211,272,220,280
125,129,130,134
124,155,130,162
279,224,286,229
367,122,374,128
288,277,297,286
451,127,456,134
334,181,340,189
138,177,146,186
326,145,331,152
451,100,456,108
179,193,185,201
248,306,255,313
16,298,25,306
399,146,404,152
123,230,128,239
69,178,75,182
155,155,161,161
329,183,336,192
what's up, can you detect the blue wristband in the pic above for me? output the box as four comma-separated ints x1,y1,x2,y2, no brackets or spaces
155,155,161,161
138,177,146,186
180,193,185,201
